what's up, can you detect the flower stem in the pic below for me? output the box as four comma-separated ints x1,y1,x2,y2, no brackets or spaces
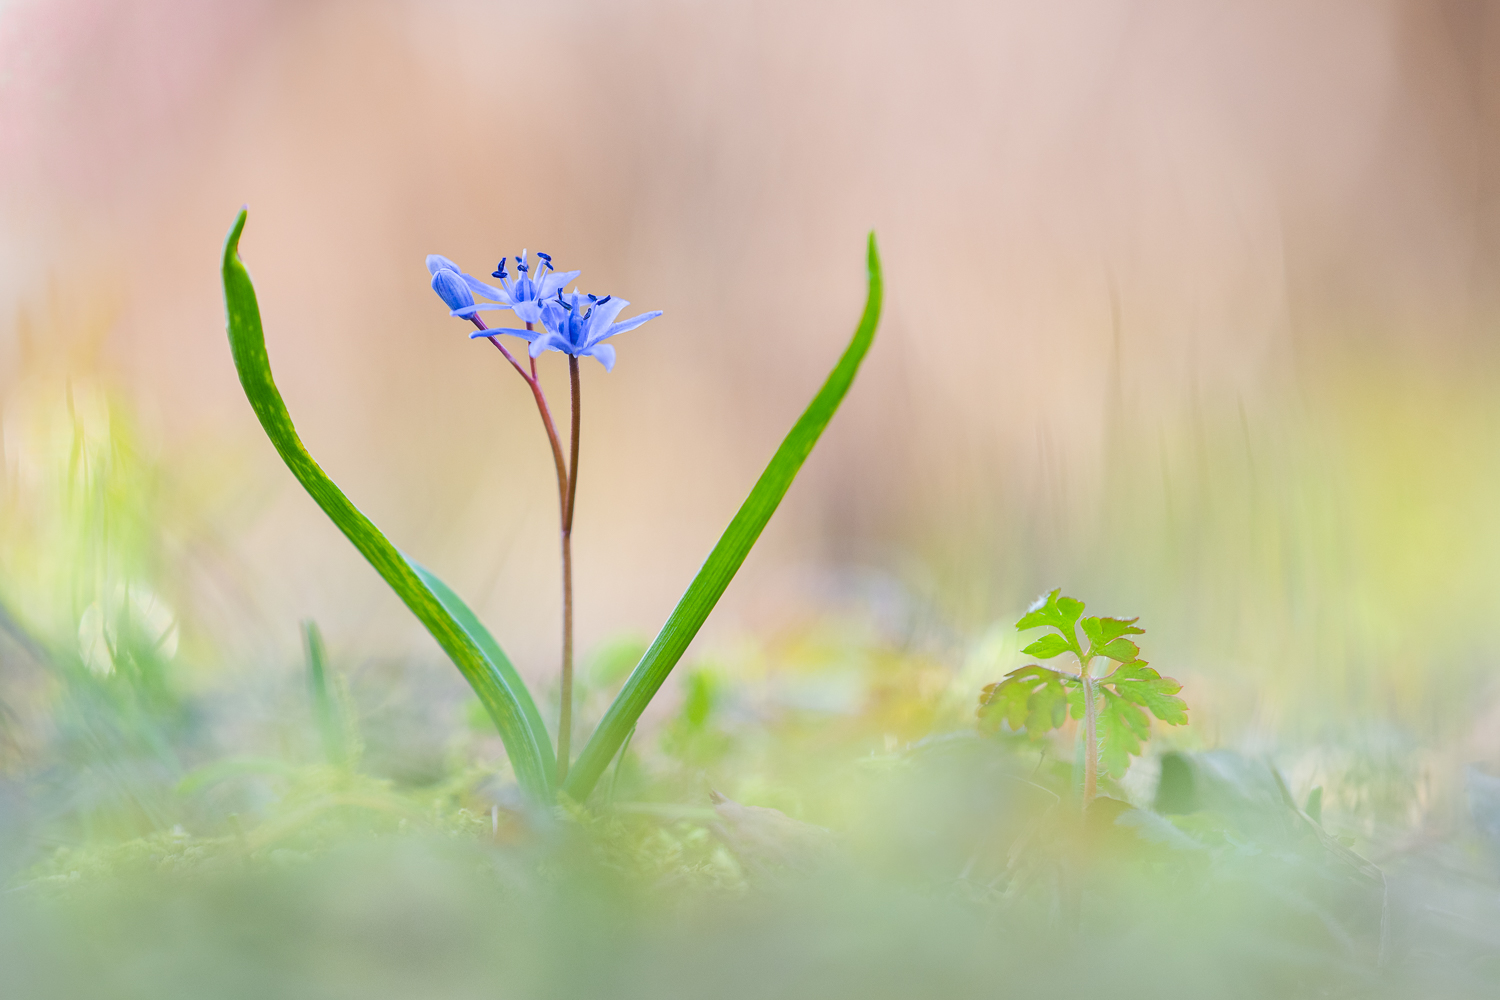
558,355,582,784
470,317,571,510
1080,655,1098,806
469,315,578,784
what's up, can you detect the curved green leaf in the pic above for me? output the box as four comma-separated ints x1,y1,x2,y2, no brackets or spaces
220,209,554,801
563,233,884,801
410,558,556,777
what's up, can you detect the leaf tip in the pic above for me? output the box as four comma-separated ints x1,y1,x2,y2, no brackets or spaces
224,207,249,268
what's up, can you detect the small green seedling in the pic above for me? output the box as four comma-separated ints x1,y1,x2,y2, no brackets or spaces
977,590,1187,805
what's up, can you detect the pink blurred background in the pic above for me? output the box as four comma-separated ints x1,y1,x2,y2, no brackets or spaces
4,0,1500,732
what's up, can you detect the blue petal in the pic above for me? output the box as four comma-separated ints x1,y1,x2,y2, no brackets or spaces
529,331,564,358
512,299,546,325
539,270,581,297
450,303,519,318
468,327,541,341
598,310,662,342
431,269,474,311
582,343,616,371
539,300,569,331
594,296,630,325
463,274,511,303
427,254,461,276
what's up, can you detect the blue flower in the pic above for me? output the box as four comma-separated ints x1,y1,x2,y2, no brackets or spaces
478,289,662,371
425,251,579,323
488,251,579,324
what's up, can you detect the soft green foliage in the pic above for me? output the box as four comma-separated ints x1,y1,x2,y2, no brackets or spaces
221,211,881,805
977,590,1188,779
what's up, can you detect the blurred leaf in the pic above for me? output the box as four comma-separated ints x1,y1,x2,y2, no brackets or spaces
661,671,731,767
977,679,1029,732
681,671,717,729
1027,675,1070,732
302,620,346,767
1107,661,1188,726
588,634,651,688
1305,785,1323,825
1021,633,1074,660
175,756,299,797
977,665,1074,736
562,233,883,802
220,209,555,802
1153,751,1198,814
1098,689,1149,778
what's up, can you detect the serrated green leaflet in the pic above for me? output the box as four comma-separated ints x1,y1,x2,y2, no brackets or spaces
1098,689,1150,778
1080,615,1143,648
1109,661,1189,726
977,666,1074,735
1021,633,1074,659
1015,589,1084,651
1026,674,1071,732
1096,637,1140,662
562,233,883,802
220,209,555,802
977,679,1031,732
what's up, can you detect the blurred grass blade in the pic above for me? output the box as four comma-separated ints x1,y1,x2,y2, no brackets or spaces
564,233,884,800
302,620,346,766
220,209,555,800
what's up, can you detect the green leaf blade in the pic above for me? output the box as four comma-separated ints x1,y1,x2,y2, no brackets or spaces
1021,633,1074,659
409,559,557,777
1096,637,1140,662
562,233,885,802
977,680,1030,733
221,209,555,801
1081,615,1144,647
1098,690,1149,778
977,665,1076,737
1015,590,1084,652
1109,661,1189,726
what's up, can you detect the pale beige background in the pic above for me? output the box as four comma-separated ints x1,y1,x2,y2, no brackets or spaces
3,1,1499,726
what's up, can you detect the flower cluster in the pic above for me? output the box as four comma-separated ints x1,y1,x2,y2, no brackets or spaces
426,249,659,370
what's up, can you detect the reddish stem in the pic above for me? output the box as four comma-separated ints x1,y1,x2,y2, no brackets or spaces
469,313,577,782
471,316,570,526
556,355,582,783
